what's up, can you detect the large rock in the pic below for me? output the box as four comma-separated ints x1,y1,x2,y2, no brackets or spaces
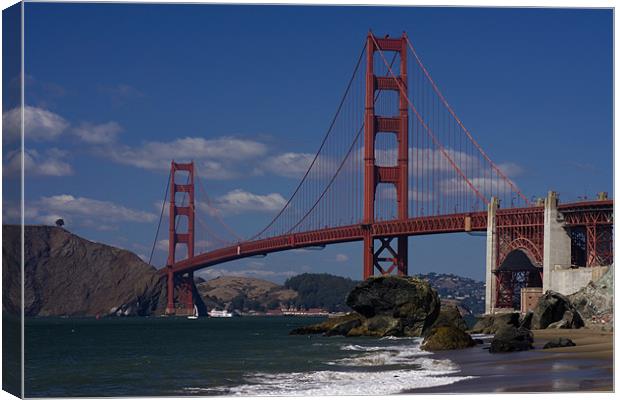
531,291,584,329
324,317,363,337
569,266,614,327
546,310,584,329
519,311,533,330
489,326,534,353
347,315,402,337
346,276,440,337
470,312,520,334
289,313,362,335
423,304,468,336
543,337,576,349
421,326,476,351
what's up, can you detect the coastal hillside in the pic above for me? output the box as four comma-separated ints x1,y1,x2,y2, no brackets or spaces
195,272,486,315
3,224,487,317
284,273,359,312
2,225,167,316
414,272,485,315
282,272,484,315
196,276,297,311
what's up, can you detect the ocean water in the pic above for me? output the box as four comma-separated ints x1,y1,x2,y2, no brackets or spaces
24,316,474,397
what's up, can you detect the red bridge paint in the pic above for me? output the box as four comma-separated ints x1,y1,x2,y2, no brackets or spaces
162,200,612,276
160,33,613,314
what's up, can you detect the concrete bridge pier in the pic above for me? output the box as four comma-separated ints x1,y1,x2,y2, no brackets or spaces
484,191,573,314
484,197,499,314
542,191,572,293
484,190,611,315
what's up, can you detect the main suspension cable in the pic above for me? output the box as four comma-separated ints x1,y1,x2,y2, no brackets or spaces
148,168,171,265
371,34,488,205
249,41,368,240
405,36,529,205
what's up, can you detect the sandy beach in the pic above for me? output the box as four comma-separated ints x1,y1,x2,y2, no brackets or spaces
409,328,614,393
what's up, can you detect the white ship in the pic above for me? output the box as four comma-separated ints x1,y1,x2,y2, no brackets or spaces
208,309,233,318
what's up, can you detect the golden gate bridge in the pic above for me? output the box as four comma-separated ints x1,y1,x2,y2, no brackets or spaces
152,32,613,316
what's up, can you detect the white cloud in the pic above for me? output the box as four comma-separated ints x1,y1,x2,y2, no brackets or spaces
258,152,314,178
440,177,515,198
4,148,73,178
72,121,122,144
2,105,69,142
335,253,349,262
497,162,523,178
26,194,157,227
102,137,268,176
213,189,286,214
156,239,169,252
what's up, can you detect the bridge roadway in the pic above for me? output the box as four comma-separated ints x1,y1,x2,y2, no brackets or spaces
162,200,612,276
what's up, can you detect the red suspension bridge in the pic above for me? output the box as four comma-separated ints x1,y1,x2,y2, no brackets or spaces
157,32,613,315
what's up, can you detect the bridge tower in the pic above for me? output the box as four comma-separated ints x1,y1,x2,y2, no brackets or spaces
165,161,196,315
363,33,409,279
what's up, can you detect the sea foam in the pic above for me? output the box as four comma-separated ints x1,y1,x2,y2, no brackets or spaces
196,339,474,396
218,367,472,396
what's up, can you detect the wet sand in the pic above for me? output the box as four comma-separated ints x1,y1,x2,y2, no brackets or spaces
408,328,613,393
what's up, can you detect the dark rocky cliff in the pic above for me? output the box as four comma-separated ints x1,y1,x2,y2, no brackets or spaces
3,225,169,316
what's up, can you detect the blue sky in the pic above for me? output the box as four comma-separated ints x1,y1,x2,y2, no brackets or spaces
3,4,612,282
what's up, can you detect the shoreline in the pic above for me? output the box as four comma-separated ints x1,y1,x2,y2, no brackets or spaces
408,328,614,393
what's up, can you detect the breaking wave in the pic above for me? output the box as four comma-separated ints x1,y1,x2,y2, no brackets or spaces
193,338,474,395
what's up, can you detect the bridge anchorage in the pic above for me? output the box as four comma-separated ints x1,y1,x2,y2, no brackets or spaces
160,32,613,316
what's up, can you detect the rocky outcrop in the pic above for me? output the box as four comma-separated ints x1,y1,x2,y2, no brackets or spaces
3,225,175,316
519,311,533,329
346,275,440,337
324,317,363,337
421,326,476,351
289,313,362,335
531,291,584,329
423,304,468,336
470,312,520,334
347,315,402,337
291,276,440,337
489,326,534,353
542,337,576,349
569,266,614,328
546,310,584,329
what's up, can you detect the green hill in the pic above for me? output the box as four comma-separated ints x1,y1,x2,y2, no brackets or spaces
284,273,359,312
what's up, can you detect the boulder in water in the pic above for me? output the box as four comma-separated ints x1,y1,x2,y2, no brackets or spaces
346,275,440,337
324,317,363,337
289,313,363,335
347,315,402,337
489,326,534,353
470,312,520,334
423,304,468,336
542,337,576,349
421,326,476,351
